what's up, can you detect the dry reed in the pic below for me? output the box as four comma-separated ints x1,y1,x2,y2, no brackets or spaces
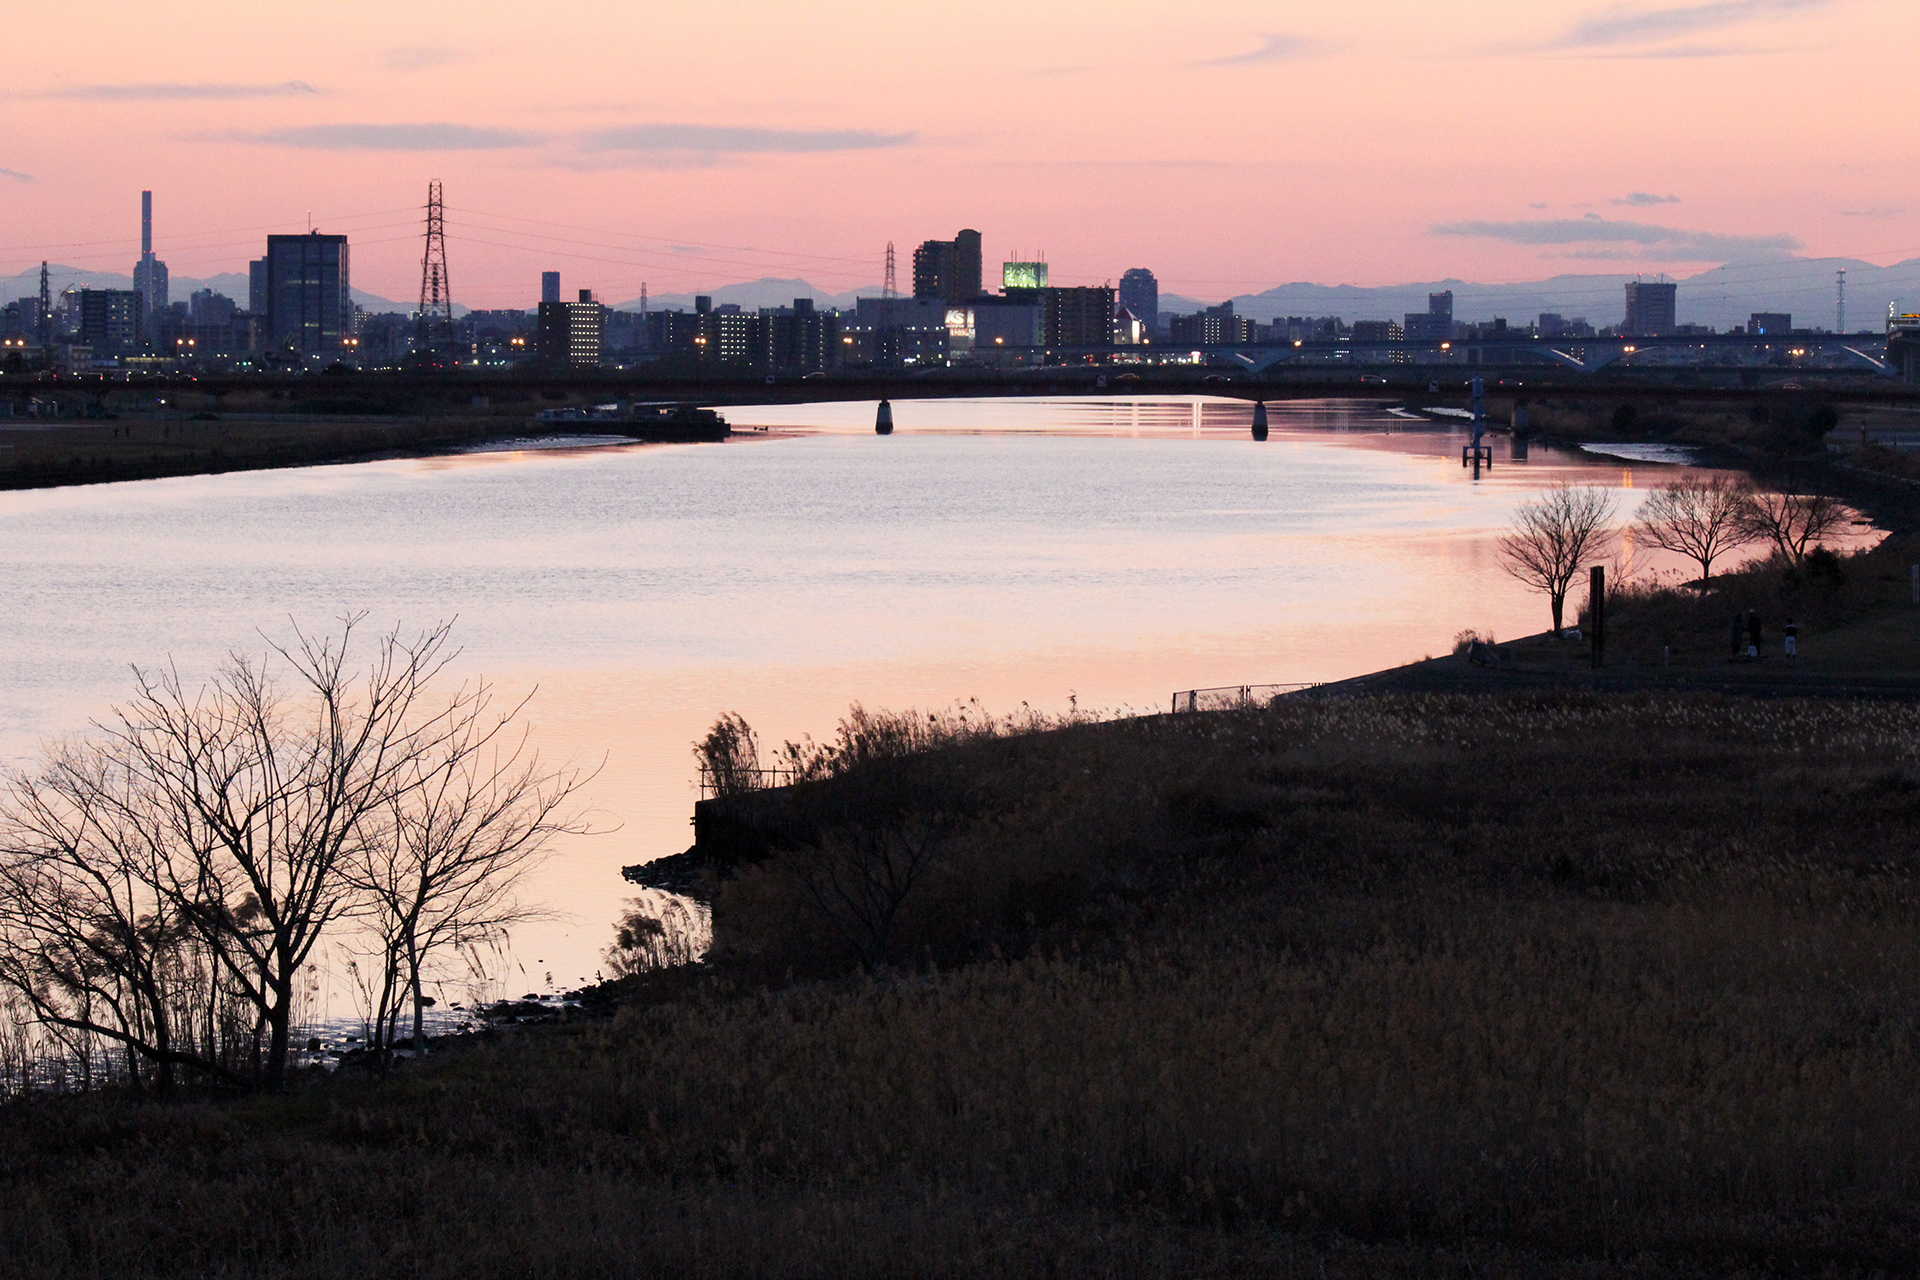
4,692,1920,1277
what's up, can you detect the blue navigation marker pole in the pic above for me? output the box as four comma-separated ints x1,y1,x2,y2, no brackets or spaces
1462,375,1493,475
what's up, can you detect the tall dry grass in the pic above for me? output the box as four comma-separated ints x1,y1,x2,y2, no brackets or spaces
5,692,1920,1276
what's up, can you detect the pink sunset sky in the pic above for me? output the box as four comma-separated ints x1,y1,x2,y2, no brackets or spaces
2,0,1915,307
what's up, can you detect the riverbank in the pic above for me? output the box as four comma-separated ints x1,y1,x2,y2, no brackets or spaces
9,677,1920,1276
0,411,731,490
1464,389,1920,534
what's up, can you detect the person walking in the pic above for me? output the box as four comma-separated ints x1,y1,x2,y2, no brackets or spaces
1784,617,1798,659
1746,609,1762,659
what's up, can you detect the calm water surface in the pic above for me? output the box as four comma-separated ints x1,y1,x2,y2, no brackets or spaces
0,397,1730,1007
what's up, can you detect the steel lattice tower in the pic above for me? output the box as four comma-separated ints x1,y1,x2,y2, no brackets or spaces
883,241,896,298
416,181,455,359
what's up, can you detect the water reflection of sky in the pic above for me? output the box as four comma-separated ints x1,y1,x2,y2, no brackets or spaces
0,397,1782,1003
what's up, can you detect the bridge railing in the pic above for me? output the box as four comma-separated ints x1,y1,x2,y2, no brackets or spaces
1170,683,1320,714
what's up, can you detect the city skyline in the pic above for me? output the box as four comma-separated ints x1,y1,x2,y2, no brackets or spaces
1,1,1915,308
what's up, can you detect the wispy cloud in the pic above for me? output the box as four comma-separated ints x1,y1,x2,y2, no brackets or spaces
1840,206,1904,218
234,122,546,150
1576,41,1779,56
0,168,30,182
1613,191,1681,205
1528,202,1549,209
37,80,319,100
1432,214,1801,261
1197,33,1314,67
381,45,470,72
579,124,913,153
1546,0,1828,49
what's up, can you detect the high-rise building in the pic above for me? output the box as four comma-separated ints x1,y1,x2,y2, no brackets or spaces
1538,313,1595,338
1748,312,1792,336
1890,311,1920,383
953,229,981,299
1169,302,1253,345
1404,290,1453,341
78,289,143,352
131,191,169,331
1042,286,1114,347
913,229,983,303
541,271,561,305
1623,280,1677,336
1351,320,1405,343
762,298,842,373
537,288,604,366
1118,269,1158,336
970,297,1044,349
261,231,352,357
190,289,237,326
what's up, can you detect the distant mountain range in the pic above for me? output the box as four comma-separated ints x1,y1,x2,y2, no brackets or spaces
618,259,1920,333
1161,257,1920,334
10,257,1915,334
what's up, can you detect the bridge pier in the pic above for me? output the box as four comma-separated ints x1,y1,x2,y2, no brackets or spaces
1251,400,1268,441
875,399,893,435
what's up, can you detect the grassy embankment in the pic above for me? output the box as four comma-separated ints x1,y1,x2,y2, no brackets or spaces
0,385,731,489
0,412,522,488
7,537,1920,1278
1349,528,1920,695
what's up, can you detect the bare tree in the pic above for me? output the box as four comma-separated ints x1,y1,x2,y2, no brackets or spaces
348,708,592,1056
0,617,536,1091
102,619,477,1088
0,742,249,1091
1497,484,1618,636
1635,475,1759,582
1737,486,1849,567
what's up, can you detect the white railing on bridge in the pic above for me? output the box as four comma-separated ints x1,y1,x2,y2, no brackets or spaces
1170,683,1320,714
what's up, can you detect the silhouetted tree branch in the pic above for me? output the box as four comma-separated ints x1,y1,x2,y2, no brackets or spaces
1498,484,1617,636
1635,475,1758,582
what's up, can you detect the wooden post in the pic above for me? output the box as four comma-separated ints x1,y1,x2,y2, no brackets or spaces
1590,565,1606,669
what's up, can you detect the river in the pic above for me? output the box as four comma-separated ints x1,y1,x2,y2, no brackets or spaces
0,396,1729,1018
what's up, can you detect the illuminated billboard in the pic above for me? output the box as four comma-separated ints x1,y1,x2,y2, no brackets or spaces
1002,261,1048,290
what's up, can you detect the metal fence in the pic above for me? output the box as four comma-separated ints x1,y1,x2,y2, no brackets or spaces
1169,683,1320,714
696,764,796,799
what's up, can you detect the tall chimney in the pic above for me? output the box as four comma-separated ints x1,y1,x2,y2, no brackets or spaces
141,190,152,255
